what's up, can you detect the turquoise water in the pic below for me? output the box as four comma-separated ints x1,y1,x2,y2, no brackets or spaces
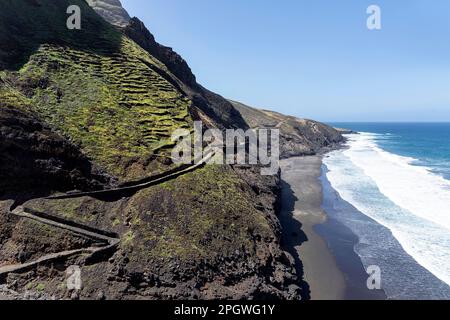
322,123,450,299
330,123,450,179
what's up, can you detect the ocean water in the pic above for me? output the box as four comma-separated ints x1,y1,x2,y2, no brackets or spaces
323,123,450,299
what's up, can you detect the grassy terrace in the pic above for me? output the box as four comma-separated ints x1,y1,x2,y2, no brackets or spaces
1,1,193,181
17,39,192,180
0,0,192,182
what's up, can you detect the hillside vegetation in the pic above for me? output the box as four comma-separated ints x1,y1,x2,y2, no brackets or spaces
0,0,308,300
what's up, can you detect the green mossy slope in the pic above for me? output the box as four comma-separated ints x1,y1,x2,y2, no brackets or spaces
0,0,304,300
1,0,193,181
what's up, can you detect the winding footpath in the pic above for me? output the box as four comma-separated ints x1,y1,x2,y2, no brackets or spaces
0,206,119,278
47,151,215,200
0,151,215,279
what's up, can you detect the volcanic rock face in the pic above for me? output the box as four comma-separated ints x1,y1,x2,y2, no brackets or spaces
0,0,314,300
0,104,112,195
86,0,131,27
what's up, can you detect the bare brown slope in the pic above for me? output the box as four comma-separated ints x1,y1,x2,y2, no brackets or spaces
230,100,343,158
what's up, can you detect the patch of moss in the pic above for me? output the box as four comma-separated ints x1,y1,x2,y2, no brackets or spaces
123,164,272,262
36,283,46,292
122,230,135,246
112,217,121,227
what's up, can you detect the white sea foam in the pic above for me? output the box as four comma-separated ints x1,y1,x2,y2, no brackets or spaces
324,133,450,286
345,133,450,230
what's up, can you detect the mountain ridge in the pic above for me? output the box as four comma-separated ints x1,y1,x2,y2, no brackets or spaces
0,0,343,300
0,0,312,300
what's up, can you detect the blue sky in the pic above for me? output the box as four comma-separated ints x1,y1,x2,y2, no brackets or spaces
121,0,450,122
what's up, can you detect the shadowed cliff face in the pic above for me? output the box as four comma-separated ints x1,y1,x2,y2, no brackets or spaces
0,104,112,196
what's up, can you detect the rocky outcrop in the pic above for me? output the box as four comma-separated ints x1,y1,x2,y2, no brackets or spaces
86,0,131,27
335,128,358,135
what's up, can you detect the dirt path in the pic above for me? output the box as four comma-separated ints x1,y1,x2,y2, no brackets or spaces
12,206,118,244
0,206,119,278
47,151,215,200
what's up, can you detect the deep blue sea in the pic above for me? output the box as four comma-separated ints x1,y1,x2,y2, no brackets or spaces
322,123,450,299
331,123,450,180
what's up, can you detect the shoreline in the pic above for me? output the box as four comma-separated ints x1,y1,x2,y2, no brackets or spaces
320,144,450,300
279,155,386,300
317,166,386,300
279,156,345,300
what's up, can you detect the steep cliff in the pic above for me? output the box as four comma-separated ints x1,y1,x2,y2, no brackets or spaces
96,7,250,130
126,18,250,131
0,0,307,300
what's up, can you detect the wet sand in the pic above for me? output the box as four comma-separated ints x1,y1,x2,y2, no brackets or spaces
279,155,386,300
279,156,346,300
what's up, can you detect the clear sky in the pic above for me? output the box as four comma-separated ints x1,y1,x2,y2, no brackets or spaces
121,0,450,122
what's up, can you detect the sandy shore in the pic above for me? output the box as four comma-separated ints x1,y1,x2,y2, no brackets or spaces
279,156,346,300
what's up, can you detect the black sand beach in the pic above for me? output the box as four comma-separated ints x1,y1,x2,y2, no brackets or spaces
279,156,385,300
